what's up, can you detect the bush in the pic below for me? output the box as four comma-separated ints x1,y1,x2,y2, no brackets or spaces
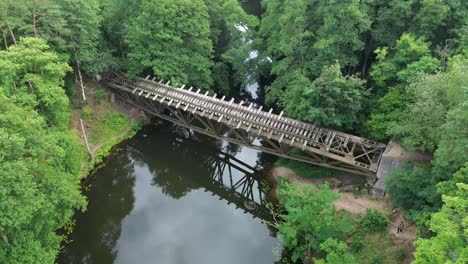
396,247,406,262
351,232,364,252
361,209,388,232
82,106,91,119
95,90,105,104
370,254,383,264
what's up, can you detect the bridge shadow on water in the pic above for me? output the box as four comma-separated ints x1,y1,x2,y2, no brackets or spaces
129,120,275,220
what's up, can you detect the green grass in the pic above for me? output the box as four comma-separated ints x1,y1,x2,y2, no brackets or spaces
87,112,130,144
274,158,339,179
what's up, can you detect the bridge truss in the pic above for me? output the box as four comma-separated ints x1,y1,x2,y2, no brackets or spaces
106,74,386,176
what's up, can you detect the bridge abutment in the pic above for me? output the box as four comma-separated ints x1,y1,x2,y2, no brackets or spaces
370,139,432,197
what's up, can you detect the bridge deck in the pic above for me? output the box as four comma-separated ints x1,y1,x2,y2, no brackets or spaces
107,75,386,175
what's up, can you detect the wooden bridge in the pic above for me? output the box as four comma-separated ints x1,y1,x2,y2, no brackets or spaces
106,74,387,176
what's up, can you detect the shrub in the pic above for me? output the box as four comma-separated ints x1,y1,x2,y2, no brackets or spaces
396,247,406,262
361,209,388,232
370,254,383,264
82,106,92,119
95,90,106,104
351,232,364,252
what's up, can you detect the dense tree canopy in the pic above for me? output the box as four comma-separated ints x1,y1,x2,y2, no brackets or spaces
125,0,214,89
0,0,467,263
0,38,86,264
413,164,468,264
281,63,367,130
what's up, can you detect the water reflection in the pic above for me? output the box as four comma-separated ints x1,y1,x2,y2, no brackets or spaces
60,122,279,264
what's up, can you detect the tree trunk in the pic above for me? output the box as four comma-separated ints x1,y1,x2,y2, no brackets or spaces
7,25,16,46
0,231,8,244
0,27,8,49
77,62,86,101
32,12,38,37
361,34,372,77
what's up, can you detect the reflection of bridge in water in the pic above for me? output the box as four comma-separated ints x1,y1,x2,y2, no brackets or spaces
204,151,270,220
106,73,387,177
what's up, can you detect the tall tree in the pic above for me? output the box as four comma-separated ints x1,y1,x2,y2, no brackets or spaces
205,0,259,94
125,0,214,90
390,59,466,152
281,63,367,130
432,100,468,181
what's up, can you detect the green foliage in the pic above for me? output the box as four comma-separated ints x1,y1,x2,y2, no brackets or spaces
385,163,441,214
351,232,364,253
360,209,388,233
95,89,105,105
274,158,338,179
280,63,367,130
125,0,214,90
366,85,412,141
82,106,91,119
275,181,353,263
207,0,259,93
0,37,72,128
261,0,371,105
432,97,468,181
391,60,467,152
88,112,130,144
370,254,383,264
314,238,358,264
0,38,86,264
370,33,439,90
396,247,407,262
355,233,401,264
413,164,468,264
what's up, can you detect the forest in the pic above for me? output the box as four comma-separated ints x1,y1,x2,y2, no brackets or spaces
0,0,466,263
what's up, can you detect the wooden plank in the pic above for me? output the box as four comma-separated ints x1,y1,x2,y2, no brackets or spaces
302,140,308,150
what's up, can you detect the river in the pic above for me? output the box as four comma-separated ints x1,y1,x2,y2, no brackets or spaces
59,121,281,264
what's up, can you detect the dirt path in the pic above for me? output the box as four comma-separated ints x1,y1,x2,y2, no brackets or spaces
334,192,417,241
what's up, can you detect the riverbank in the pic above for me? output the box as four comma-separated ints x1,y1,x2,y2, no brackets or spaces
268,165,416,263
70,80,144,173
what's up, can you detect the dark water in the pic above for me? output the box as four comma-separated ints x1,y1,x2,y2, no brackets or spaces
59,122,280,264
